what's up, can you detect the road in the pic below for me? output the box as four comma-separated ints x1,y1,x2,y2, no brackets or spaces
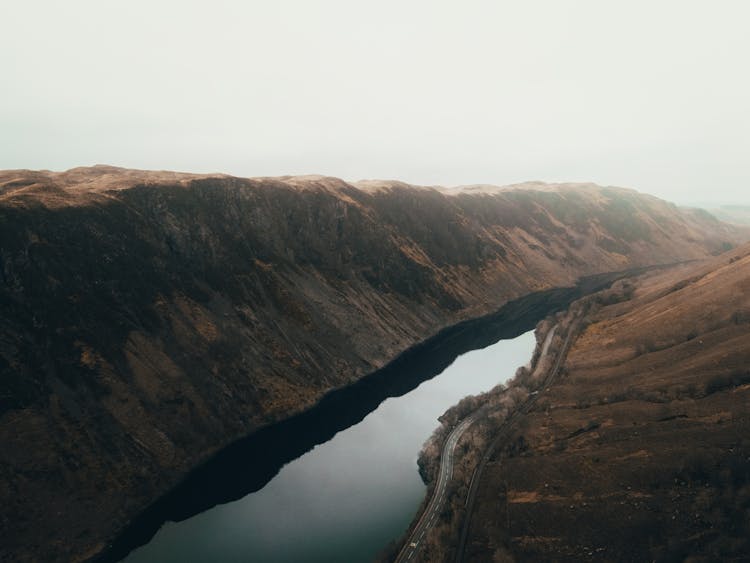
395,321,571,563
395,412,478,563
455,319,580,562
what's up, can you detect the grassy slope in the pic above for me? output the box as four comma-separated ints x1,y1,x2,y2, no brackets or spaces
464,244,750,562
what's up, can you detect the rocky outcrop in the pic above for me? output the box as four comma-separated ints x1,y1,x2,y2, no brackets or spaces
0,166,745,561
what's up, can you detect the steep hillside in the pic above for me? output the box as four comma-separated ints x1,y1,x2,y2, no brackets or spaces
455,244,750,562
0,166,745,561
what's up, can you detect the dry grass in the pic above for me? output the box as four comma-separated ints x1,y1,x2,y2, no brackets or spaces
461,243,750,561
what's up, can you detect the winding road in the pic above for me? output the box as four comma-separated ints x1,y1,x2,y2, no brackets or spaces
395,412,478,563
456,320,580,562
395,320,574,563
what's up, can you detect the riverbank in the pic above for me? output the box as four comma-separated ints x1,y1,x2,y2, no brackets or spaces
400,277,638,561
408,247,750,561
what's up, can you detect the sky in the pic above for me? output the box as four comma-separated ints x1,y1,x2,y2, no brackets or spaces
2,1,748,205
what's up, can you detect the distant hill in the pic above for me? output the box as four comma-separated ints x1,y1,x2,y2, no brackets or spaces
709,205,750,226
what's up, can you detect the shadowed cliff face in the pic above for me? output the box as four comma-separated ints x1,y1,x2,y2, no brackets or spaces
0,167,746,561
456,244,750,562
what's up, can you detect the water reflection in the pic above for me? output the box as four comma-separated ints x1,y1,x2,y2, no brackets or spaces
125,332,535,563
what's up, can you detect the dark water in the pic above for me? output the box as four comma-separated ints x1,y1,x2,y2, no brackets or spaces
104,277,628,563
125,332,535,563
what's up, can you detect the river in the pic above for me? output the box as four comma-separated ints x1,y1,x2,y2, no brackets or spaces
124,331,535,562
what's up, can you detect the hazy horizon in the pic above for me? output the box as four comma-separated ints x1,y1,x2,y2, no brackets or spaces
2,1,748,207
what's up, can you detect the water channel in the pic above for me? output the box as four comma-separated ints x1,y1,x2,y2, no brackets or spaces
125,332,535,562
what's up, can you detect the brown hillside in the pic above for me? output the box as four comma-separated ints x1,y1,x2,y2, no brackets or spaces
461,244,750,562
0,166,746,561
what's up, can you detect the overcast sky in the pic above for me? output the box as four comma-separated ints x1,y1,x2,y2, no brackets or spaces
2,1,748,205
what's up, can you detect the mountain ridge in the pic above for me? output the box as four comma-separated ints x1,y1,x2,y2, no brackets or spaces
0,166,747,561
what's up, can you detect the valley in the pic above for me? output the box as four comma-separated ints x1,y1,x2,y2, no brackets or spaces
0,166,746,562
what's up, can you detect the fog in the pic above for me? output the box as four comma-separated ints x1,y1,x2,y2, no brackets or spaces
1,1,748,205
